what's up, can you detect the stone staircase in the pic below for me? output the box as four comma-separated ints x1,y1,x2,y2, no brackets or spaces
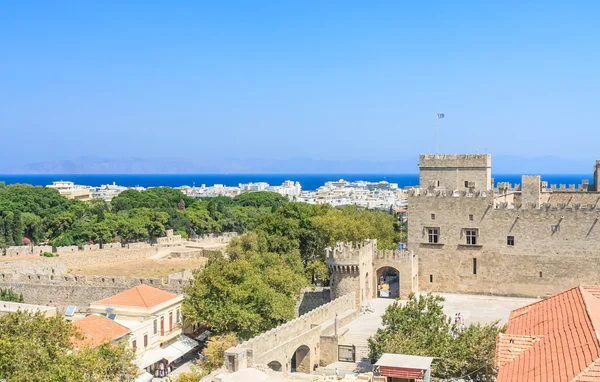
318,299,396,376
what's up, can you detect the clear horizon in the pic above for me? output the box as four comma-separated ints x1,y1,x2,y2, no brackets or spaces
2,2,599,169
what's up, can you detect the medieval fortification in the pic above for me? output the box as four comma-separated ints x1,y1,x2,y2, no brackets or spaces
413,154,600,298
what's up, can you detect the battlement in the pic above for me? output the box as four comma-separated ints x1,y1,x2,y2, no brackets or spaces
419,154,491,168
0,271,190,288
542,182,589,192
374,249,411,260
325,239,377,266
409,188,492,198
237,293,356,350
497,183,521,192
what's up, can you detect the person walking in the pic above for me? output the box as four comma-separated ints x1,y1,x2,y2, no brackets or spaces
335,367,339,376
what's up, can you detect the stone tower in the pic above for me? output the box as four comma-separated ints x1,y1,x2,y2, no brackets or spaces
325,240,418,306
325,240,376,308
419,154,492,191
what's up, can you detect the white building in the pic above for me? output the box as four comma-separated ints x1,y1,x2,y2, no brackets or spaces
87,285,198,379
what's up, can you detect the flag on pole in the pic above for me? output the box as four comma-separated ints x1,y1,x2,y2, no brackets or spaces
437,113,445,119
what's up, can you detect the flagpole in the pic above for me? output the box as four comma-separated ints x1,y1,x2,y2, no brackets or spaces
436,115,439,154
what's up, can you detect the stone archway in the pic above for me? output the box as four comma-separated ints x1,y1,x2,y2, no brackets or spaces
267,361,282,372
291,345,311,373
376,266,400,299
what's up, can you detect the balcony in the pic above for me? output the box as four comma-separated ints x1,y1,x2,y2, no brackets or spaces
159,323,182,343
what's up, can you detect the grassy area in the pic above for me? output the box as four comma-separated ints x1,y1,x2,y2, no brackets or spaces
68,258,207,280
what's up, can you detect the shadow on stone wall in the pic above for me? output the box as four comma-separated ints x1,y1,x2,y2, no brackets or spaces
296,287,331,316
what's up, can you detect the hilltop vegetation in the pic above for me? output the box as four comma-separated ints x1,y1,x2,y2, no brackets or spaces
0,183,399,274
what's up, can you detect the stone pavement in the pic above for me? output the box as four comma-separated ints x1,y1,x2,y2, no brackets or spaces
436,292,539,325
319,293,538,376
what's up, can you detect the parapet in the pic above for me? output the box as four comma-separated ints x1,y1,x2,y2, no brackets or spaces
374,249,412,260
419,154,491,169
55,246,78,254
408,188,492,198
235,292,356,354
0,271,190,289
325,239,377,266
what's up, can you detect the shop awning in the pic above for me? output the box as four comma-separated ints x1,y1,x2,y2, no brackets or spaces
162,336,199,363
137,348,166,368
135,371,153,382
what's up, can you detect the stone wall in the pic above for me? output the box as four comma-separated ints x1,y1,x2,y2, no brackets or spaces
409,191,600,297
0,272,189,312
126,242,151,249
55,245,78,254
82,244,100,251
295,287,331,316
327,240,418,303
102,243,122,250
224,293,357,372
4,246,31,256
419,154,492,191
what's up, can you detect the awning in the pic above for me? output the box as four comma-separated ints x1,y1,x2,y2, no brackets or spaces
135,371,153,382
162,336,199,363
137,348,166,368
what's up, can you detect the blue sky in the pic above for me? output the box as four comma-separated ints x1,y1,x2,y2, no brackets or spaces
1,1,599,169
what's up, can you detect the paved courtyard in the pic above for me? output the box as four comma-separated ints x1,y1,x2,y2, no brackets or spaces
435,292,539,325
319,292,538,376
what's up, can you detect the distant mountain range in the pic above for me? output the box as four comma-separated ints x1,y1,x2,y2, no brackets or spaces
0,155,595,175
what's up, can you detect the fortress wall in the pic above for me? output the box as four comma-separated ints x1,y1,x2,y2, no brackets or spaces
102,243,122,250
126,242,151,249
238,293,356,357
409,193,600,297
4,246,31,256
0,272,188,312
55,246,78,254
295,287,331,316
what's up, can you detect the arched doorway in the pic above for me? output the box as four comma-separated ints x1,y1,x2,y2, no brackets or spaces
267,361,282,372
291,345,310,373
376,267,400,298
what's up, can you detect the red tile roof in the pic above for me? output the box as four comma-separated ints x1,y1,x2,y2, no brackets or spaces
72,314,130,348
97,284,178,308
497,285,600,382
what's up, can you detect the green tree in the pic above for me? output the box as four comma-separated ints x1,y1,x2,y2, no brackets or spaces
183,235,307,339
0,311,138,382
368,293,502,380
21,212,44,244
0,288,24,303
233,191,287,208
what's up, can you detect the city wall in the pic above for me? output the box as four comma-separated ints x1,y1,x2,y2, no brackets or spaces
224,293,357,372
0,272,189,312
409,190,600,297
295,287,331,316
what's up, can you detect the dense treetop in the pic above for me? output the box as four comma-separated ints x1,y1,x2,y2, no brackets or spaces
368,293,503,381
0,311,138,382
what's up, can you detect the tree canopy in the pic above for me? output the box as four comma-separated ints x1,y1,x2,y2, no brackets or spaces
368,293,503,381
0,311,138,382
183,234,307,339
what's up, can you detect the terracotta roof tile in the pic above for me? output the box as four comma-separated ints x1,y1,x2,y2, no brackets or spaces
496,334,542,368
97,284,178,308
497,285,600,382
72,314,130,348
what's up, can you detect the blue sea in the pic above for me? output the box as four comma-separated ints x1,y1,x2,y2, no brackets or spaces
0,174,592,191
